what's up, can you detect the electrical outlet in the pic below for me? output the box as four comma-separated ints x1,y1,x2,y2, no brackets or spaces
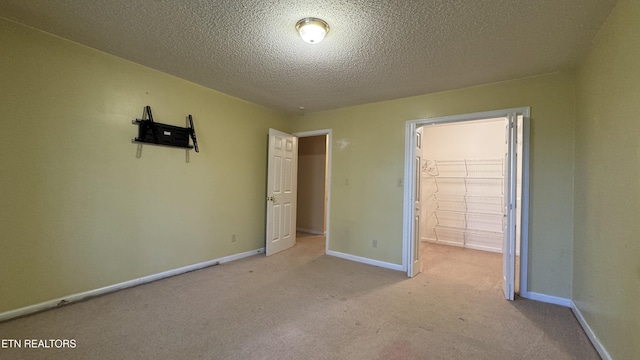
372,239,378,248
231,234,237,242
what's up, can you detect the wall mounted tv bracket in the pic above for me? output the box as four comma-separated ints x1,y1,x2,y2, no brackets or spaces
132,106,199,152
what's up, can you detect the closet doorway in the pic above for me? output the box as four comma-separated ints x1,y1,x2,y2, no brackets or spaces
402,108,530,301
294,130,331,253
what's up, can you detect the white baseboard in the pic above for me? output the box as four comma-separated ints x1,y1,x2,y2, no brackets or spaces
520,291,572,307
0,247,265,323
571,301,612,360
296,227,325,235
464,243,502,253
326,250,404,271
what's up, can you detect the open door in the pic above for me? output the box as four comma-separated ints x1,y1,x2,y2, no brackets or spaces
266,129,298,256
502,114,518,300
410,129,423,277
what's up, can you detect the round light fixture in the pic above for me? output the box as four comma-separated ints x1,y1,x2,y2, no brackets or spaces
296,17,329,44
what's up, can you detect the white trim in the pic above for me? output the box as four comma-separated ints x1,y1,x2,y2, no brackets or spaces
293,129,331,137
519,116,531,298
410,107,529,126
521,291,572,307
464,243,502,253
296,227,325,235
293,129,332,255
326,250,404,271
436,240,465,248
403,108,531,299
0,248,264,323
402,121,417,273
422,240,519,255
571,301,612,360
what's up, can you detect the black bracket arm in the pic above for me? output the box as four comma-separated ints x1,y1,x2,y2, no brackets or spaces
188,114,199,153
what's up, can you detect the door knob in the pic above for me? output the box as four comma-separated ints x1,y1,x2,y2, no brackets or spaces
267,196,276,202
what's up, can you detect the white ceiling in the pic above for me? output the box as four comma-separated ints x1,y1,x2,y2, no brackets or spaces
0,0,618,113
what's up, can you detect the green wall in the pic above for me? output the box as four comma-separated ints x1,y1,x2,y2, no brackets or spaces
0,18,290,313
574,0,640,357
291,72,576,298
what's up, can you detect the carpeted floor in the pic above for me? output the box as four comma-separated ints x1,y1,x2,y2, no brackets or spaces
0,233,599,359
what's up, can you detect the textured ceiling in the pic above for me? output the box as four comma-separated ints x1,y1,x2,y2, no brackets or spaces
0,0,618,113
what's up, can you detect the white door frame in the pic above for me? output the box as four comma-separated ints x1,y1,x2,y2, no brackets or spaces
293,129,332,254
402,108,531,297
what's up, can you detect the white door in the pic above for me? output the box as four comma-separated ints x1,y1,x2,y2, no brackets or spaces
266,129,298,256
410,129,423,277
502,114,517,300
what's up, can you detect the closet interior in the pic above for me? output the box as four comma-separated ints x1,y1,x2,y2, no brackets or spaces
418,118,509,254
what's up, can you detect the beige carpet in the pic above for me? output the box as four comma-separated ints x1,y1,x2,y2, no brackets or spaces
0,233,598,359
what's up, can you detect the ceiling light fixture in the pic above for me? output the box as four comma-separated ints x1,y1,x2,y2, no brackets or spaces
296,17,329,44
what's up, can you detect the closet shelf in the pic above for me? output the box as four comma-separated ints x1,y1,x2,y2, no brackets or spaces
434,225,503,236
433,209,504,217
433,226,503,253
434,211,504,233
433,191,503,202
433,193,505,215
427,175,504,180
423,159,504,178
423,158,505,252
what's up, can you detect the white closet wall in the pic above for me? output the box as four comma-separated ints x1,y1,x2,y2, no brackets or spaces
420,119,506,253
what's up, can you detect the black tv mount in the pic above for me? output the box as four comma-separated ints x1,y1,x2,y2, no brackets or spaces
132,106,199,152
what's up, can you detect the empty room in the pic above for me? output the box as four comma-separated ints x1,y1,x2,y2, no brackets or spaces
0,0,638,359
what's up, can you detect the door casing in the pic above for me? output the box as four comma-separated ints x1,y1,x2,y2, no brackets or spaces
293,129,333,254
402,108,531,299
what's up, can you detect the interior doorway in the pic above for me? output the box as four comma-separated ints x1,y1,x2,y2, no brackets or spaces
403,108,530,300
294,130,332,253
